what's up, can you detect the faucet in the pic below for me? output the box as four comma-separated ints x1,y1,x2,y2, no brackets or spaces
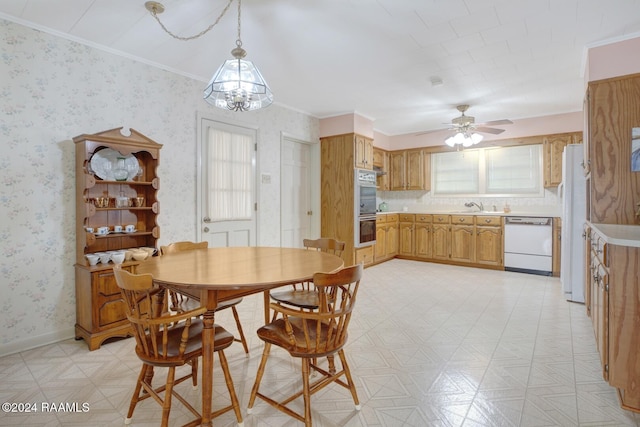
464,201,484,212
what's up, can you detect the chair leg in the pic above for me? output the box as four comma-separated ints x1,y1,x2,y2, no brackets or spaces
247,342,271,412
338,350,361,410
190,358,198,389
217,349,244,424
301,358,312,427
231,306,250,355
126,364,149,424
161,366,176,427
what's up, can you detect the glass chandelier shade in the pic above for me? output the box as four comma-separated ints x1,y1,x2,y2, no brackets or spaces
203,44,273,111
445,131,483,148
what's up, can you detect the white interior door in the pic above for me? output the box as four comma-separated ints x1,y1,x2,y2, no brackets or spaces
197,116,257,247
281,136,312,247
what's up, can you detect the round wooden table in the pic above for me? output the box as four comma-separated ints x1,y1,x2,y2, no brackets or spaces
136,246,344,427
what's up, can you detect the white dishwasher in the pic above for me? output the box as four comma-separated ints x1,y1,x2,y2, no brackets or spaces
504,216,553,276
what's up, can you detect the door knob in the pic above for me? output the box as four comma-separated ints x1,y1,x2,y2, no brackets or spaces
203,227,209,233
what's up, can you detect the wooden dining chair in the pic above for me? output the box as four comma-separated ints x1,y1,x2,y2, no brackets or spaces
269,237,345,314
160,241,249,355
112,264,243,427
247,263,363,427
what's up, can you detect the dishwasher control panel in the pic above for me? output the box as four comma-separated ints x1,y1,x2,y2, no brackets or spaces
504,217,551,225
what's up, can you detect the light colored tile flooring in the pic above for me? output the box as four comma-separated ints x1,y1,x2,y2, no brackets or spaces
2,259,640,427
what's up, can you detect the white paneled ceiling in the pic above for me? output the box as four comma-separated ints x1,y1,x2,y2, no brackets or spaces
1,0,639,135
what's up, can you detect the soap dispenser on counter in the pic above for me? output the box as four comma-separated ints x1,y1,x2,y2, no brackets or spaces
378,201,388,212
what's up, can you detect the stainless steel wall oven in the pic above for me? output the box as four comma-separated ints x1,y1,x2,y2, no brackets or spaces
354,169,377,247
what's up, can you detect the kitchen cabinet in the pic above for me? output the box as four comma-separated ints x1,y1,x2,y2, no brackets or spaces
414,214,432,259
375,213,399,263
587,74,640,223
431,215,450,261
389,149,430,191
386,216,399,257
587,224,640,411
450,215,475,263
543,134,571,187
375,215,387,261
355,245,374,266
74,127,162,350
373,147,389,191
355,134,374,170
398,214,415,257
475,216,503,267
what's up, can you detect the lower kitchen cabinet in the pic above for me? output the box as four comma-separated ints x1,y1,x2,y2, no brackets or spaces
587,224,640,412
398,214,415,257
355,245,374,266
475,216,503,267
431,215,450,261
374,213,398,263
415,214,432,258
450,215,475,263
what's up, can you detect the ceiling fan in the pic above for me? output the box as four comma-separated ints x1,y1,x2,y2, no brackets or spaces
416,105,513,137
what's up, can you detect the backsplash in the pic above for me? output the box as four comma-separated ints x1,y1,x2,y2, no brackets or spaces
378,187,561,215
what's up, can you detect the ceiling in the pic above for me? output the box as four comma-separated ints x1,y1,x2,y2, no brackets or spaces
2,0,640,136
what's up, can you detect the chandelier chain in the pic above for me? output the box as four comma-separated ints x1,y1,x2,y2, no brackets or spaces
149,0,235,42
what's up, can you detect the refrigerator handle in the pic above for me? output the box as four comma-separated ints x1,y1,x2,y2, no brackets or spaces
557,182,564,199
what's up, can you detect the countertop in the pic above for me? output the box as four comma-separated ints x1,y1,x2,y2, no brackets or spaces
376,210,560,218
588,222,640,248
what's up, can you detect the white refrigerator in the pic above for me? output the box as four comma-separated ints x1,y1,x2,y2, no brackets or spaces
560,144,586,303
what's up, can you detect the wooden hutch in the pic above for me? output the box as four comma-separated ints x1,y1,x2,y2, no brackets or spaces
74,127,161,350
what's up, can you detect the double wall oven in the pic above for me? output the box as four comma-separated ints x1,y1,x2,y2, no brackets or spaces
354,169,377,247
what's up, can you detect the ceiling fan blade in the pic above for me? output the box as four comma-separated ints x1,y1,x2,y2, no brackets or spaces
475,127,505,135
478,119,513,126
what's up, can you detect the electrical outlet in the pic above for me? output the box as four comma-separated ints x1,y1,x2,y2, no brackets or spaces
261,173,271,184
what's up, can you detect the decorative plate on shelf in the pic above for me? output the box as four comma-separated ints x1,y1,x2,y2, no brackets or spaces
89,148,140,181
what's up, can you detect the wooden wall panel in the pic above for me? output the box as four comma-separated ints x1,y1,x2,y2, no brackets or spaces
589,73,640,224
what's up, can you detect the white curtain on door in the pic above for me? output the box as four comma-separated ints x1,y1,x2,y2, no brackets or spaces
207,128,253,221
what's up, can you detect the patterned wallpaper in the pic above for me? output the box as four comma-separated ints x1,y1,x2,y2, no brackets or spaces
0,19,319,355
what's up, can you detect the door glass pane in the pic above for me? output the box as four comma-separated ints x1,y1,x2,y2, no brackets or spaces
207,128,253,221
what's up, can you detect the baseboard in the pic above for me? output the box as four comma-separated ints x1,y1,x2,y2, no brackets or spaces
0,327,76,358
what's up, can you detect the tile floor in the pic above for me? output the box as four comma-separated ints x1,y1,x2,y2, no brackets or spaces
1,259,640,426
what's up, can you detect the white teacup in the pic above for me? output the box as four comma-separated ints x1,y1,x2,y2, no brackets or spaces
85,227,94,233
97,226,109,235
85,254,100,266
125,224,136,233
111,252,126,264
114,225,123,233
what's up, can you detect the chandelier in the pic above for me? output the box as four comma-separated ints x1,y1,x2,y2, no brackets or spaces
145,0,273,112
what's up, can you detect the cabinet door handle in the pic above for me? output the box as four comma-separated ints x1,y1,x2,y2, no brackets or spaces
203,216,211,223
203,227,210,233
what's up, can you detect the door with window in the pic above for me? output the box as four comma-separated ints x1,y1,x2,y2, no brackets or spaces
197,117,257,247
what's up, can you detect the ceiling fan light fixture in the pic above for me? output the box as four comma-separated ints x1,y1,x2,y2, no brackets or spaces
445,131,483,148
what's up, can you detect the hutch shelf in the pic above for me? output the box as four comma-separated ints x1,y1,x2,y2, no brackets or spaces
74,127,162,350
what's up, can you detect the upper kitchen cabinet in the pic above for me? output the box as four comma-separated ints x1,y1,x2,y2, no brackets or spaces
389,149,431,191
354,134,374,170
373,147,389,190
543,133,582,187
588,73,640,224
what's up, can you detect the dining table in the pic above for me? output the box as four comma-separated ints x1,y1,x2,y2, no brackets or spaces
135,246,344,427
